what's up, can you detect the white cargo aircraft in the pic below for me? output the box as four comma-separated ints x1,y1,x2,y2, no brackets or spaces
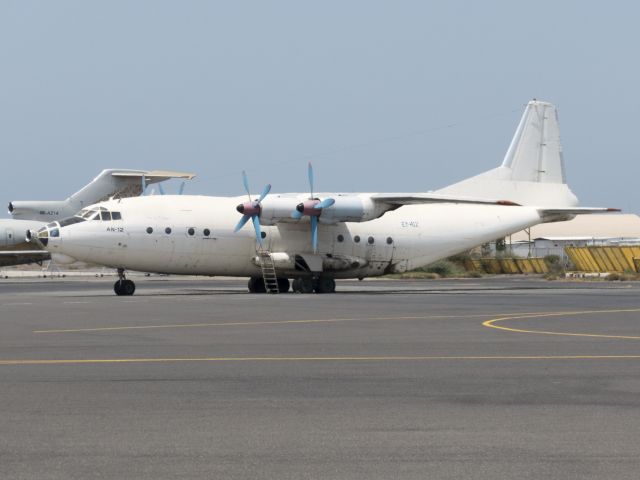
0,169,194,267
31,100,616,295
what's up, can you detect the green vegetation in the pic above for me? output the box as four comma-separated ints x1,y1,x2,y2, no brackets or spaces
542,254,565,280
605,272,640,281
386,254,482,279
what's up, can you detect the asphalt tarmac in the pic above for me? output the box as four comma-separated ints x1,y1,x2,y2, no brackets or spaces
1,275,640,479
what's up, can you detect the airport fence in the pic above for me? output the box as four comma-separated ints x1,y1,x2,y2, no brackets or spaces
463,257,549,274
564,246,640,273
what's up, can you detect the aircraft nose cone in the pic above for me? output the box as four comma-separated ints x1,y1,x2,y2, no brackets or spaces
236,204,245,214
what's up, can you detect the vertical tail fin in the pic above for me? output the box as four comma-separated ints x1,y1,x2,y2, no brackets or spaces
502,100,566,184
437,99,578,207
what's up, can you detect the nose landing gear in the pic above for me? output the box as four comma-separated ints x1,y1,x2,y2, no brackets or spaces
114,268,136,296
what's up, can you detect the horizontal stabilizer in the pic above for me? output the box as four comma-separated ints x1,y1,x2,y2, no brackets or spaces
538,207,621,223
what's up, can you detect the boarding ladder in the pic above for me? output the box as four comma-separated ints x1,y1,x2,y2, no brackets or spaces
257,249,279,294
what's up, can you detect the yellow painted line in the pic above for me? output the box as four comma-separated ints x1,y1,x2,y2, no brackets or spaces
2,355,640,366
483,308,640,340
35,311,575,334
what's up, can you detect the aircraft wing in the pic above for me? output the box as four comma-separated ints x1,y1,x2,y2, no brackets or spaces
111,170,196,183
0,250,50,267
370,194,620,223
370,193,520,207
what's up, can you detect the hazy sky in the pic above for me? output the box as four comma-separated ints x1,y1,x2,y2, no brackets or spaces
1,1,638,214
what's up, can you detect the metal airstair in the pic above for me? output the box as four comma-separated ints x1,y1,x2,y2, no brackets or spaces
257,249,279,294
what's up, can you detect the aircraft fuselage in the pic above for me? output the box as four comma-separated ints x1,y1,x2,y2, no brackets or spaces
42,195,542,279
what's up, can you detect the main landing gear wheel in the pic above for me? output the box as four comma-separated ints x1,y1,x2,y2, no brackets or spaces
248,277,266,293
314,276,336,294
292,277,314,294
277,277,290,293
114,268,135,296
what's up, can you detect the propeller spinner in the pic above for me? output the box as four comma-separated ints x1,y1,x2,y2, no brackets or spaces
291,162,335,253
234,171,271,246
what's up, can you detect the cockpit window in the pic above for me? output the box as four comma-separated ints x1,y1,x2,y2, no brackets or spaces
73,208,122,222
59,216,86,227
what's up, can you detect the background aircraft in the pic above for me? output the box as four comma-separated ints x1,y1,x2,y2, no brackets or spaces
31,101,616,294
0,169,194,267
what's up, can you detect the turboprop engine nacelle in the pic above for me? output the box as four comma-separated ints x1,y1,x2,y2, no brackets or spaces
260,195,385,225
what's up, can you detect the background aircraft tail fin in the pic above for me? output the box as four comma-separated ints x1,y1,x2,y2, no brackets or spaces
436,100,579,207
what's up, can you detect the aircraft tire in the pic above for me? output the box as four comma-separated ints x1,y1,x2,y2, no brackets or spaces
248,277,266,293
297,277,314,294
114,279,136,296
314,276,336,294
277,277,290,293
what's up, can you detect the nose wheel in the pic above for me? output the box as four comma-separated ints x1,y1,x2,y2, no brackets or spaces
114,268,136,296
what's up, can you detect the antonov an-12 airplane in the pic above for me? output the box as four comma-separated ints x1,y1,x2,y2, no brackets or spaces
29,100,616,295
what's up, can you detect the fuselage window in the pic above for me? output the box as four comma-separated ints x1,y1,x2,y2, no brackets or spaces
386,237,393,245
203,228,211,237
101,212,111,221
261,231,266,239
354,235,360,243
146,227,153,234
368,236,374,245
165,227,172,235
337,234,344,242
187,227,195,236
112,212,122,220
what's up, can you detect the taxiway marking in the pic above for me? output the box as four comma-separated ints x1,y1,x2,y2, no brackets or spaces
483,308,640,340
34,312,558,334
2,355,640,366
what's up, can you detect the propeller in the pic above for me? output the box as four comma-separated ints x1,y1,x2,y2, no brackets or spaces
154,180,186,196
291,162,335,253
234,170,271,246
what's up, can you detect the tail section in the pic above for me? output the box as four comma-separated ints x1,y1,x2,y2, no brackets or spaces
437,100,578,207
502,100,565,184
9,169,196,221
